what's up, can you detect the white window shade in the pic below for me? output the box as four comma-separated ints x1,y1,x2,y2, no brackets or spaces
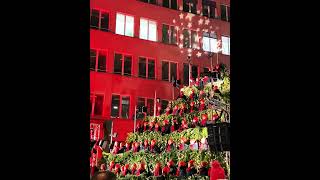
125,16,134,37
202,36,210,52
210,38,218,53
116,13,125,35
148,21,157,41
222,36,230,55
140,18,148,40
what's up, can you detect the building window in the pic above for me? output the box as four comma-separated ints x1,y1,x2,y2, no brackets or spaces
140,18,157,41
183,29,197,48
202,0,216,18
202,32,218,53
162,24,177,45
163,0,177,10
203,67,209,73
183,64,189,85
161,100,169,113
191,65,198,80
162,61,177,82
91,94,104,116
183,0,197,14
111,95,120,118
147,99,154,116
90,9,109,31
221,36,230,55
220,5,230,22
116,13,134,37
121,96,130,119
114,53,132,76
138,57,155,79
137,97,155,116
90,49,107,72
140,0,157,4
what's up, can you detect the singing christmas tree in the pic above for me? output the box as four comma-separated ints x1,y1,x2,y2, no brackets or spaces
102,63,230,180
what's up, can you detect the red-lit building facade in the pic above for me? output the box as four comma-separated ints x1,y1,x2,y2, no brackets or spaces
90,0,230,142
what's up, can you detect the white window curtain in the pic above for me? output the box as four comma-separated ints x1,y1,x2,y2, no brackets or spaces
202,36,210,52
116,13,125,35
140,18,149,40
125,16,134,37
222,36,230,55
148,20,157,41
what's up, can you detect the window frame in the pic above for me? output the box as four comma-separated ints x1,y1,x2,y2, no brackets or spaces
162,0,178,10
202,1,216,19
90,48,108,72
202,31,218,53
138,56,156,79
162,23,178,45
90,9,110,31
162,60,178,82
182,29,198,49
115,12,135,37
110,94,131,119
183,0,197,14
90,93,105,117
113,52,133,76
220,4,230,22
140,17,158,42
221,35,230,55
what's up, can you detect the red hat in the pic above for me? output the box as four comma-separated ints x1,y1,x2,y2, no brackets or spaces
202,114,208,120
151,139,156,144
193,116,198,122
125,164,130,169
115,164,121,169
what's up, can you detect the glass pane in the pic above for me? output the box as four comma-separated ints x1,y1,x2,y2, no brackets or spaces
191,2,197,14
90,49,96,71
227,6,230,21
149,21,157,41
97,54,106,72
204,67,209,73
148,59,155,79
222,36,229,55
111,95,120,117
191,65,198,80
162,24,169,43
210,38,218,53
124,56,132,76
149,0,156,4
90,9,99,29
191,31,197,49
170,62,177,82
137,97,145,108
90,98,93,115
147,99,154,116
183,64,189,85
183,29,190,48
94,95,103,116
170,26,177,44
125,15,134,37
116,13,125,35
139,57,147,78
163,0,169,8
171,0,177,10
161,100,169,113
220,5,227,21
202,36,210,52
100,12,109,31
162,61,169,81
183,0,190,13
210,6,215,18
203,6,209,17
121,96,130,119
114,53,122,74
140,18,149,40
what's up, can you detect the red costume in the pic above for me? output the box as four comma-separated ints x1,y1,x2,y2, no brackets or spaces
199,99,206,111
209,160,226,180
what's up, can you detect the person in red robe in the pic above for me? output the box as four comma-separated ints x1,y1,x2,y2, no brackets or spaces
199,99,206,111
166,138,175,152
190,101,195,113
108,161,115,171
113,164,121,175
112,141,119,154
125,142,131,152
179,137,188,150
201,114,208,127
186,160,197,176
131,163,137,175
209,160,226,180
153,162,162,177
191,116,199,128
199,161,209,176
154,122,160,132
133,142,140,153
150,139,160,153
136,162,146,176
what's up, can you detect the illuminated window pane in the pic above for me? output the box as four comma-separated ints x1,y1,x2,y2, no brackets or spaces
210,38,218,53
90,9,99,29
94,95,103,116
140,19,148,40
121,96,130,119
111,95,120,117
222,36,230,55
149,21,157,41
148,59,155,79
170,62,177,82
139,57,147,78
125,16,134,37
90,49,96,71
162,61,169,81
114,53,122,74
124,56,132,76
116,13,125,35
97,53,106,72
202,36,210,52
